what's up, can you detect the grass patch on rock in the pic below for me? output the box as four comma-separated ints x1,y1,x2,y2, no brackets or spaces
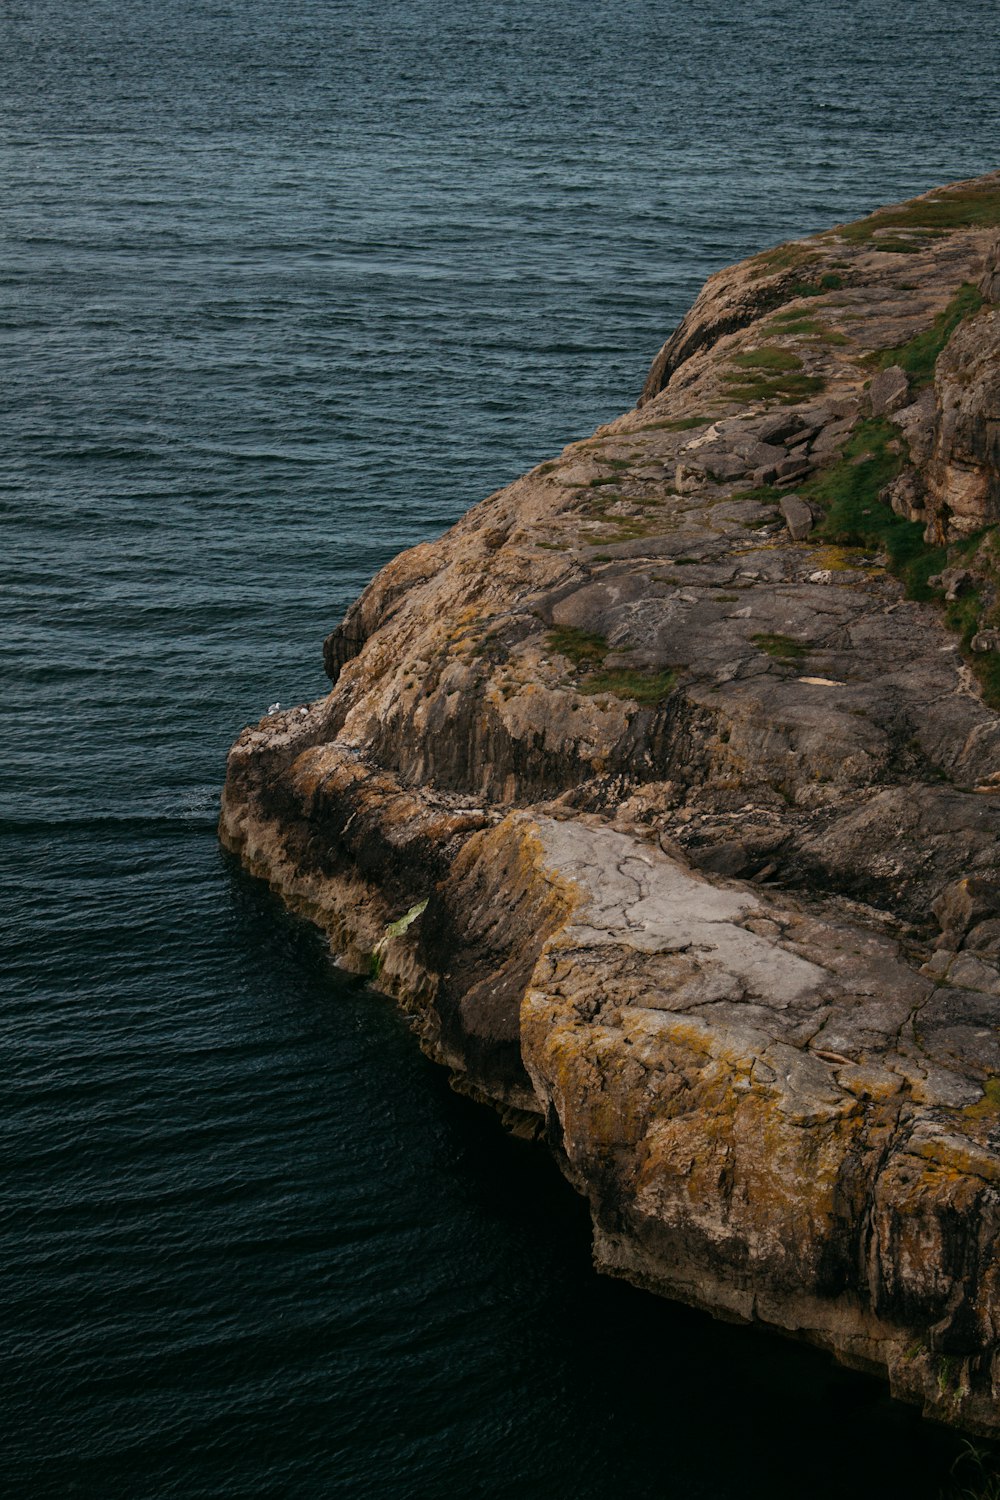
732,483,785,505
964,1076,1000,1120
588,525,655,544
809,543,874,571
579,488,673,545
547,626,677,705
767,311,851,346
870,234,944,254
722,373,827,404
787,272,845,298
768,311,827,334
721,347,826,405
748,243,822,280
584,510,659,544
547,626,607,666
636,415,710,432
945,580,1000,710
578,667,678,705
752,632,810,665
875,282,984,385
804,419,947,598
802,422,1000,709
836,182,1000,243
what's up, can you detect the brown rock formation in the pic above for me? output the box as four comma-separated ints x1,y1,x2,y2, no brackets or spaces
925,309,1000,537
221,171,1000,1434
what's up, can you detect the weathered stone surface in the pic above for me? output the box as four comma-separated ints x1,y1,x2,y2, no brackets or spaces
868,364,911,417
940,566,975,601
890,385,938,464
772,454,814,483
932,877,1000,947
882,469,925,520
757,411,806,445
222,171,1000,1436
980,232,1000,304
779,494,814,540
924,308,1000,537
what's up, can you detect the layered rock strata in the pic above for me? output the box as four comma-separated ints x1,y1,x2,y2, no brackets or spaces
222,172,1000,1433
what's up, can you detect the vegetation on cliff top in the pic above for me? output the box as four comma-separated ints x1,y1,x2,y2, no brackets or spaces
802,419,1000,708
836,180,1000,245
876,282,984,384
806,418,942,594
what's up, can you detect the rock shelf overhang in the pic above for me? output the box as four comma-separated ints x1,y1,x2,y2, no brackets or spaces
222,171,1000,1433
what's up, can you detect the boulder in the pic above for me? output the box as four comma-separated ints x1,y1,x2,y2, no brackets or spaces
756,411,805,445
939,566,974,601
868,364,910,417
779,494,814,540
881,470,925,521
889,385,937,464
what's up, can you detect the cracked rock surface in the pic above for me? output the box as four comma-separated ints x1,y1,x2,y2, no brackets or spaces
221,173,1000,1434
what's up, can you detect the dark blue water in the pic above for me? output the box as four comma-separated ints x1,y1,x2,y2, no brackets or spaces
3,1,998,1493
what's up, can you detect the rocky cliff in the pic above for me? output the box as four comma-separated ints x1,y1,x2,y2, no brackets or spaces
221,172,1000,1434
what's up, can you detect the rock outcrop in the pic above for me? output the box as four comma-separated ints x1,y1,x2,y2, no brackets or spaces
926,311,1000,537
221,172,1000,1434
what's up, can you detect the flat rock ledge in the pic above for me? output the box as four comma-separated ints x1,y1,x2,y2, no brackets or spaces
222,172,1000,1435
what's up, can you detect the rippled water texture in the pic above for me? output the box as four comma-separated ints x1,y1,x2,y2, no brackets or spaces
3,1,998,1493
